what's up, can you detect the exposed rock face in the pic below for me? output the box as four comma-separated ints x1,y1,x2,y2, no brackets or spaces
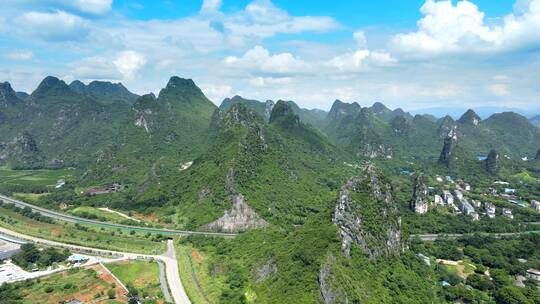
458,109,481,126
319,256,349,304
438,115,456,139
358,143,392,159
201,193,269,232
486,149,500,174
16,132,39,153
264,100,275,121
256,261,277,282
411,174,429,214
439,127,458,166
333,165,403,260
0,82,21,107
134,114,149,133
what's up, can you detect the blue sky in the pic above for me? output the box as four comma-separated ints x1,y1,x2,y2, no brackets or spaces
1,0,540,112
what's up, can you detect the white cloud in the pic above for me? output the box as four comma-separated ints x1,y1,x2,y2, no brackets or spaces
392,0,540,55
250,76,292,86
201,0,222,12
6,50,33,60
224,45,306,74
329,50,396,71
15,10,89,41
113,51,146,80
201,84,233,104
225,0,340,42
70,0,112,15
353,31,367,48
71,56,121,80
489,84,510,96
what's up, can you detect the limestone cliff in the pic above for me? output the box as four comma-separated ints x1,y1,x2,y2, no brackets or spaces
439,127,458,166
411,174,429,214
333,165,403,260
201,193,269,232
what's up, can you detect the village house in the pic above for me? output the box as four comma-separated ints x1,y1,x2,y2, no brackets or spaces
502,208,514,219
485,203,496,218
504,188,516,194
434,195,443,205
527,269,540,282
531,200,540,212
442,191,454,205
55,179,65,189
454,189,464,200
471,200,482,208
458,198,476,217
83,183,121,195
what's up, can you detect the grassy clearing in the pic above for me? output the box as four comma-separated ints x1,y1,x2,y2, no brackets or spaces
0,206,166,254
0,168,77,188
68,206,129,223
12,192,50,202
18,267,127,304
176,244,226,304
107,260,164,303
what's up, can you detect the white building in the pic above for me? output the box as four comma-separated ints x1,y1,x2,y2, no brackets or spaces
471,200,482,208
527,269,540,282
458,198,476,216
434,195,443,205
442,191,454,205
454,190,464,200
502,208,514,219
531,200,540,212
485,203,496,218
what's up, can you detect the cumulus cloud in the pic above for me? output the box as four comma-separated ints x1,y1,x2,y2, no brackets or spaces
15,10,89,41
113,51,147,80
250,76,292,87
329,50,397,71
392,0,540,55
71,56,121,80
201,83,233,103
224,45,306,74
6,50,33,60
69,0,112,15
201,0,222,13
353,31,367,48
226,0,340,41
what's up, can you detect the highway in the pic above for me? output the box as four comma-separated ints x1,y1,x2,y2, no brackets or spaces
0,226,191,304
412,231,539,241
0,194,237,238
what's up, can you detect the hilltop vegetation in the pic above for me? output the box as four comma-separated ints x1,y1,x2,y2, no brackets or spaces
1,75,540,303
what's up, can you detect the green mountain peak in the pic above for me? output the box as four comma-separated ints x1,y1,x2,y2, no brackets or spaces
0,82,21,106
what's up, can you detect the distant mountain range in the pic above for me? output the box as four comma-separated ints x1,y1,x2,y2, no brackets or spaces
2,75,540,303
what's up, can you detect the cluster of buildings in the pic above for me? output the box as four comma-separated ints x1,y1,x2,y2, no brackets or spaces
82,183,122,195
424,177,518,221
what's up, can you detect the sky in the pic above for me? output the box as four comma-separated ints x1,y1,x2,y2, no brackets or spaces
1,0,540,112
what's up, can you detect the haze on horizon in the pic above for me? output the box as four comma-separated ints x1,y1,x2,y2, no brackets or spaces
1,0,540,113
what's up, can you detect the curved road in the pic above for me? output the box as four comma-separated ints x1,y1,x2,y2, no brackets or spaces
0,226,191,304
0,194,236,238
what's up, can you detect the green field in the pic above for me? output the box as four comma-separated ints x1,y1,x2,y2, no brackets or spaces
0,167,77,188
0,206,166,254
68,206,134,223
17,267,126,304
107,260,164,303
